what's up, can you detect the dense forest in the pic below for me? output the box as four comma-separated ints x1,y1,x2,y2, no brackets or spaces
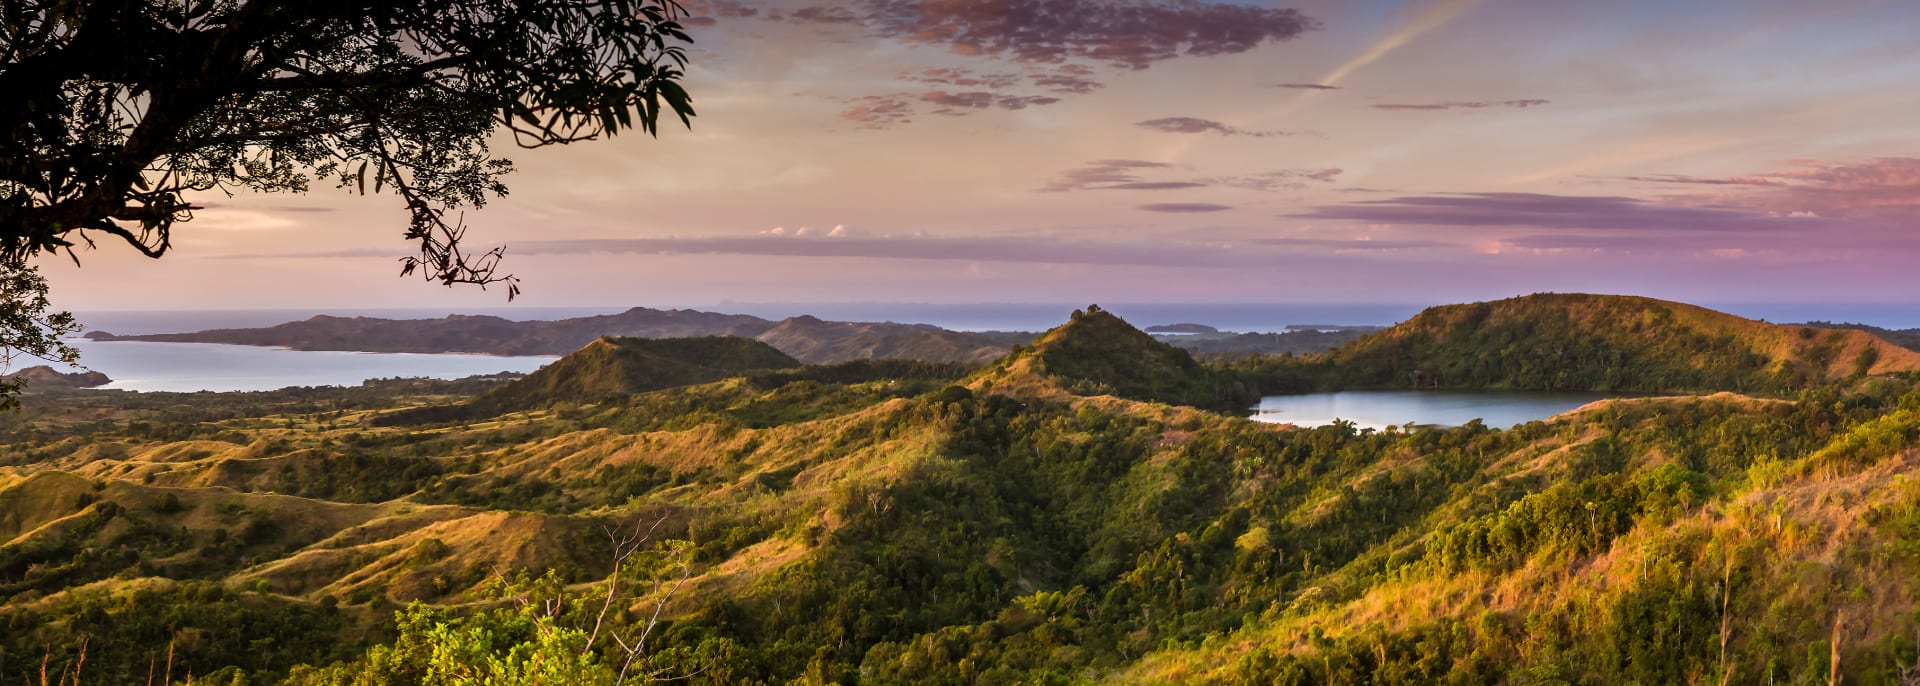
6,294,1920,684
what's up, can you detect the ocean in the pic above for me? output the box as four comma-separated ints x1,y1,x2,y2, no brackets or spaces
58,339,555,393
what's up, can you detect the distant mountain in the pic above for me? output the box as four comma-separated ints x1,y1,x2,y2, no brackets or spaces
2,365,110,389
85,308,771,356
1323,293,1920,392
981,305,1254,409
754,315,1023,365
85,307,1024,364
378,336,801,424
1165,329,1372,358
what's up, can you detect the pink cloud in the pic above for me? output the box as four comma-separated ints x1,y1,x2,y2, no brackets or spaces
1630,156,1920,219
857,0,1319,69
1134,117,1302,137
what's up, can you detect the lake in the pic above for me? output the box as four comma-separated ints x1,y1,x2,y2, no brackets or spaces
1251,390,1620,431
56,339,555,393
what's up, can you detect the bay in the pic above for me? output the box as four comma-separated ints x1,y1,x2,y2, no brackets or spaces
58,339,554,393
1251,390,1621,431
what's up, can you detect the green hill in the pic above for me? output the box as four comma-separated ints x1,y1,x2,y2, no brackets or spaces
1321,293,1920,393
1,365,110,389
981,305,1255,409
505,336,800,402
378,336,800,424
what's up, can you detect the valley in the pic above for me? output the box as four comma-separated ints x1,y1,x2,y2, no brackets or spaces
5,294,1920,684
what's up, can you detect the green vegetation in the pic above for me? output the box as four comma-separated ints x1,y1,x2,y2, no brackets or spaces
378,336,800,425
5,296,1920,683
1803,320,1920,352
1237,293,1920,396
989,305,1258,410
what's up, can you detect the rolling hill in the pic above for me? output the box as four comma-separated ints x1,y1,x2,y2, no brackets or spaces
7,297,1920,683
1320,293,1920,393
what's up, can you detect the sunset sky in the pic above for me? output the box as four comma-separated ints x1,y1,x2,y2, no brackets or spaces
40,0,1920,312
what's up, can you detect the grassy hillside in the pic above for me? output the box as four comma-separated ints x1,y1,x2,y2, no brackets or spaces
1803,320,1920,352
1317,293,1920,393
5,301,1920,683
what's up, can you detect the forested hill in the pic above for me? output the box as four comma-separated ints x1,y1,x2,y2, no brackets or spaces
979,305,1256,410
1,365,110,389
1320,293,1920,393
85,307,1030,365
375,335,801,424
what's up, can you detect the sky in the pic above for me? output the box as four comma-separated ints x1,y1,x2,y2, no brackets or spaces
38,0,1920,313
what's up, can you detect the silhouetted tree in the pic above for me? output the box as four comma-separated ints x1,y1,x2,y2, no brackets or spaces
0,0,699,402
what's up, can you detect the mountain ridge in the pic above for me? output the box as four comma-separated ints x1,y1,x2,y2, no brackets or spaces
85,306,1028,365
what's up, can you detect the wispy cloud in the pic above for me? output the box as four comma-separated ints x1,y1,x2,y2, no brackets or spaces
854,0,1319,70
1032,64,1105,94
1096,181,1208,191
900,67,1022,90
505,234,1287,268
1134,117,1301,137
923,90,1061,111
1039,160,1180,192
1140,203,1233,213
840,94,914,129
1616,155,1920,219
1372,99,1550,111
1203,168,1342,191
1612,174,1783,186
1250,237,1455,251
1274,82,1339,90
1289,192,1831,233
1042,160,1339,193
1314,0,1485,88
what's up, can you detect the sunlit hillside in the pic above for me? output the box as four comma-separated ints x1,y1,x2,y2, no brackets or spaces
4,297,1920,684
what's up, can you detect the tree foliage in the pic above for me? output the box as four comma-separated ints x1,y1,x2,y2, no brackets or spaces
0,0,698,298
0,261,78,409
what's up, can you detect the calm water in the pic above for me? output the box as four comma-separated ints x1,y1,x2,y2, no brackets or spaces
57,339,555,393
1251,390,1620,431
